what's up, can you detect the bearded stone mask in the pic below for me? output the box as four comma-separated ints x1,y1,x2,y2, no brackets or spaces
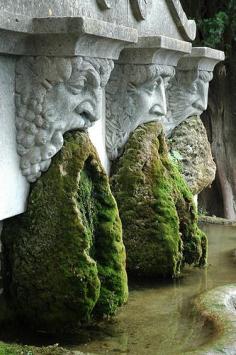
106,63,175,160
15,56,114,182
166,69,213,136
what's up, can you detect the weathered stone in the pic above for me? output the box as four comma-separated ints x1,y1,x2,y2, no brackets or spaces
15,56,114,183
1,131,128,332
106,63,175,161
106,35,192,164
166,47,225,136
0,57,29,220
118,36,192,65
169,116,216,195
0,1,195,43
111,122,207,278
191,284,236,354
0,5,139,221
0,0,196,220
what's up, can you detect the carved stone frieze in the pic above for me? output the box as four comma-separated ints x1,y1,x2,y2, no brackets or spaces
106,64,175,160
16,56,114,182
97,0,113,10
97,0,153,20
130,0,153,21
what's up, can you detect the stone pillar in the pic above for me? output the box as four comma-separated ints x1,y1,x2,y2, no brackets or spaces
106,36,192,163
167,47,225,196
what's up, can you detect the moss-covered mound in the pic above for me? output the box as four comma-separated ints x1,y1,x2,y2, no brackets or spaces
1,131,128,332
111,122,207,278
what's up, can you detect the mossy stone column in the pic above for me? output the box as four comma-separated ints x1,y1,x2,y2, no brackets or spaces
111,122,207,278
1,131,128,332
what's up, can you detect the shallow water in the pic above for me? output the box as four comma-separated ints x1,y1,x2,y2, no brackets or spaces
70,224,236,355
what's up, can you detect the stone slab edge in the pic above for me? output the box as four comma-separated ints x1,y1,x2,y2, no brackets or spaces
178,47,225,72
0,11,138,57
118,35,192,66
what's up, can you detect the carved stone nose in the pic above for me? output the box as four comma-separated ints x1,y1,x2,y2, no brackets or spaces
150,103,167,116
193,97,208,112
149,83,167,116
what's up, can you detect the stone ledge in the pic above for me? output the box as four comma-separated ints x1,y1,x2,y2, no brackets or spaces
198,215,236,226
177,47,225,72
118,35,192,65
0,12,138,57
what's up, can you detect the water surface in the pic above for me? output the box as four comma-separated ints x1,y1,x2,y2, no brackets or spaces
71,224,236,354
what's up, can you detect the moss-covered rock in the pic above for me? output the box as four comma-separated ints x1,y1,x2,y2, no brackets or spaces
111,122,207,278
0,342,79,355
1,131,128,332
169,115,216,195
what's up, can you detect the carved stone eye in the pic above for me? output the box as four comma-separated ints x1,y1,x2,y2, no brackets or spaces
143,79,161,94
66,84,83,95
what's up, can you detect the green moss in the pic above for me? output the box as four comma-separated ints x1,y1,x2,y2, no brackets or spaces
111,122,207,278
1,131,127,332
0,342,75,355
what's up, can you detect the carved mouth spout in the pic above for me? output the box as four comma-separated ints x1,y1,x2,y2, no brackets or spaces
76,101,98,123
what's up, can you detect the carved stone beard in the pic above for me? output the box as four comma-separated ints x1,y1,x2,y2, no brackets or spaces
16,56,114,182
106,94,138,160
106,64,175,160
166,69,213,137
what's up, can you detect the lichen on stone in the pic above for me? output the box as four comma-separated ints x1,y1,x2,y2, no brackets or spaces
1,131,128,332
111,122,207,278
169,115,216,195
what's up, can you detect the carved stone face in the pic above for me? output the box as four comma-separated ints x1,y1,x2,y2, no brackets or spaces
106,64,174,160
16,56,113,182
43,70,103,132
127,76,167,125
166,69,213,136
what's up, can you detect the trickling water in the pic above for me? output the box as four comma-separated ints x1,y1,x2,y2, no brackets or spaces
69,224,236,354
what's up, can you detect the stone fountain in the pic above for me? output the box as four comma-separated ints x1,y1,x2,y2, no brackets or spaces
0,0,225,337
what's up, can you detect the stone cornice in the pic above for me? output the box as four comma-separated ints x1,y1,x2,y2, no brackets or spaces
0,11,138,58
118,35,192,66
177,47,225,72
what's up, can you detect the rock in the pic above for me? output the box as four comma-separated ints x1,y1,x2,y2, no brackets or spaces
1,131,128,332
191,284,236,354
111,122,207,278
169,115,216,195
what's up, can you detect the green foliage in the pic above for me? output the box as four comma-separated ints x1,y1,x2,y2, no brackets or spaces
193,0,236,52
199,11,229,48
